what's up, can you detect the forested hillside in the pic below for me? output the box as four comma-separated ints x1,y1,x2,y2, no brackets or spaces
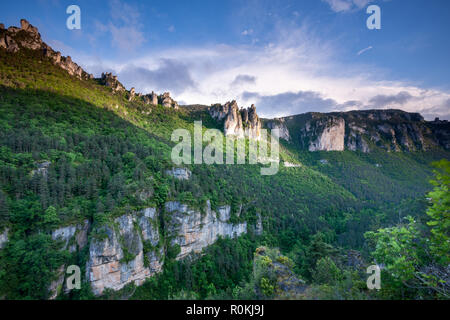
0,22,448,300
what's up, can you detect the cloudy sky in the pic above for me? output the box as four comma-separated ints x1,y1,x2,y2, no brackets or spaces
2,0,450,119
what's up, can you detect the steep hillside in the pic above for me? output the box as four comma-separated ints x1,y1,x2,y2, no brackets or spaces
0,19,448,300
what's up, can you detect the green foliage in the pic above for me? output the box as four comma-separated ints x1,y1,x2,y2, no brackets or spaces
312,257,342,285
0,233,69,299
365,160,450,299
426,159,450,263
0,46,448,300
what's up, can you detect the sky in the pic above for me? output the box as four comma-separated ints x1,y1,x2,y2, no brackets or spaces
1,0,450,120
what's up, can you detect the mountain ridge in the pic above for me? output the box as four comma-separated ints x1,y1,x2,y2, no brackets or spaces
2,18,448,154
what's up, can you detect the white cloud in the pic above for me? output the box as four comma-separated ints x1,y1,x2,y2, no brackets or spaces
357,46,373,55
73,17,449,121
322,0,372,12
241,29,254,36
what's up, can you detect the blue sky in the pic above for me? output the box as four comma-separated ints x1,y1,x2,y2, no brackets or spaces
2,0,450,119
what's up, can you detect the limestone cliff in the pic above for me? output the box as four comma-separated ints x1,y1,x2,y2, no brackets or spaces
85,209,161,295
165,201,247,260
281,110,450,152
265,118,290,141
46,200,250,297
209,101,262,140
302,116,346,151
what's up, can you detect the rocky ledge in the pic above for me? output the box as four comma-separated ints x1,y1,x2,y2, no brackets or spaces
209,101,262,140
280,110,450,152
44,200,255,297
165,201,248,260
0,19,93,80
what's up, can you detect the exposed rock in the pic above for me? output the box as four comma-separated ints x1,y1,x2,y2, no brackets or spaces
303,116,345,151
3,35,19,53
266,118,290,141
209,101,262,140
0,23,4,30
100,72,125,92
254,247,307,299
138,208,163,274
1,19,91,80
31,160,51,177
128,87,135,101
166,167,191,180
165,201,247,260
48,265,65,300
281,109,446,152
0,228,9,249
151,91,158,105
159,92,179,109
85,209,161,295
52,220,90,253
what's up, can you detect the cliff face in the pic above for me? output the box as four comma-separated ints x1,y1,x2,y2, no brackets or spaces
281,110,450,152
209,101,262,140
165,201,247,260
44,201,250,297
85,209,162,296
302,116,346,152
266,118,290,141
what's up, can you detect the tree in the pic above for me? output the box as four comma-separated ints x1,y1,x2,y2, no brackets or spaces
426,159,450,264
313,257,342,285
365,159,450,299
42,206,60,228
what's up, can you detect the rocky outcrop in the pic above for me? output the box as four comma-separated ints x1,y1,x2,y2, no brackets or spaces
100,72,126,92
128,87,136,101
165,201,247,260
301,116,345,151
45,200,251,297
51,220,90,253
48,220,90,299
209,101,262,140
85,209,161,296
159,92,179,109
166,167,191,180
283,110,449,152
266,118,290,141
1,19,93,80
0,228,8,249
31,160,51,177
143,91,158,105
254,247,307,299
48,265,66,300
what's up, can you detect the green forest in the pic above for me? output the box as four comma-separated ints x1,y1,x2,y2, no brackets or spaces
0,46,448,300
